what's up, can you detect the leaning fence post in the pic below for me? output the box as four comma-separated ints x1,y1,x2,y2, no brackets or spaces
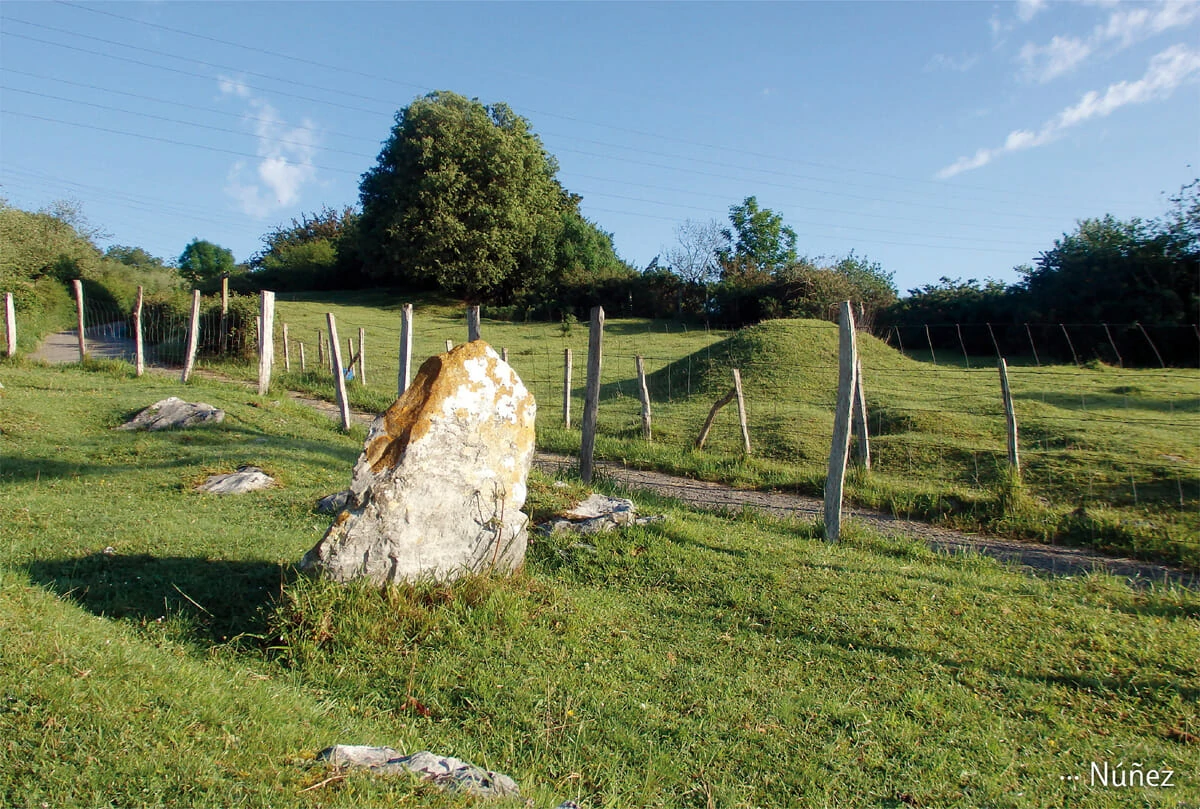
398,303,413,395
732,368,751,455
299,341,307,372
563,348,573,428
4,292,16,357
72,279,86,361
580,306,605,484
824,301,858,542
923,323,937,365
257,290,275,395
467,305,481,342
998,358,1020,478
327,313,352,431
851,356,870,470
282,322,291,372
133,285,144,377
636,355,652,440
181,289,201,382
1135,322,1166,368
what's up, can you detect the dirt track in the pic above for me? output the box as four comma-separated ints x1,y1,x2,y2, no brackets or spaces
28,329,1198,588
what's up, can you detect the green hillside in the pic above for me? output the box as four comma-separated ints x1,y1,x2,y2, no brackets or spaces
0,363,1196,807
184,294,1197,567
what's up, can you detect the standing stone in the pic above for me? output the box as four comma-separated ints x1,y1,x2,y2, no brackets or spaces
301,341,536,585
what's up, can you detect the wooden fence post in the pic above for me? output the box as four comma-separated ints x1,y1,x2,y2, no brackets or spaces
398,303,413,395
446,338,454,352
299,342,307,372
636,355,652,440
347,338,355,380
327,313,352,431
282,322,291,372
956,324,971,367
732,368,751,455
851,356,870,470
357,327,367,384
501,347,509,363
1023,323,1041,366
219,275,229,355
998,358,1020,478
133,286,144,377
695,388,736,450
923,323,937,365
257,290,275,395
563,348,573,428
181,289,201,382
580,306,605,484
4,292,16,357
72,279,86,361
467,305,481,342
1135,322,1166,368
986,322,1001,359
1059,323,1080,366
317,329,325,370
1101,323,1123,367
823,301,858,542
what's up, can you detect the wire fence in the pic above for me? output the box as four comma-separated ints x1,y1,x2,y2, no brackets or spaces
6,291,1198,558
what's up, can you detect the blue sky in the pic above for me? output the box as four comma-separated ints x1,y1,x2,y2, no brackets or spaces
2,1,1197,295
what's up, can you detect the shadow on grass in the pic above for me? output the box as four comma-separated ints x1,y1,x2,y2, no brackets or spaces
26,552,298,646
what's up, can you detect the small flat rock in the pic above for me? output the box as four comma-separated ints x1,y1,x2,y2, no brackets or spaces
315,490,350,513
317,745,520,799
542,493,664,536
197,466,274,494
117,397,224,431
563,494,636,522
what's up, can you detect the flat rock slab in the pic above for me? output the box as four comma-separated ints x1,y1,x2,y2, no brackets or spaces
117,397,224,431
542,493,664,535
317,746,520,799
315,490,349,513
196,466,274,494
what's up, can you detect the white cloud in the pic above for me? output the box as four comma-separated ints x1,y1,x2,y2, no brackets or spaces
925,53,981,73
1019,35,1093,82
937,44,1200,178
218,76,318,218
1019,0,1200,81
1017,0,1047,23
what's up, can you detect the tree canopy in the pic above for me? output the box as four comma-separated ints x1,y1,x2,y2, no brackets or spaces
358,91,568,303
719,196,798,274
178,239,235,286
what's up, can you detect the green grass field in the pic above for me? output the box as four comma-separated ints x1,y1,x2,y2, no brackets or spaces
1,362,1198,808
201,292,1199,568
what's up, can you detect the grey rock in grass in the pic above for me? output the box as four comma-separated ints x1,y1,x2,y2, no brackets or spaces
196,466,274,494
315,489,349,513
541,493,664,536
301,342,536,585
317,745,521,798
117,397,224,431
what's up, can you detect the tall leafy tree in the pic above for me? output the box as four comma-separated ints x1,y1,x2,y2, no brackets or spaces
178,239,235,286
719,196,798,274
358,91,568,303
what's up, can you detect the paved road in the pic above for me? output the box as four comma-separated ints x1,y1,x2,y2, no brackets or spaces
30,324,136,364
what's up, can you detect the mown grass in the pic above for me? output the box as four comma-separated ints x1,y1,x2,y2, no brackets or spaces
0,363,1198,807
198,292,1198,568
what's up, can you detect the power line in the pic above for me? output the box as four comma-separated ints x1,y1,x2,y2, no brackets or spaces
50,0,1146,210
1,20,1135,219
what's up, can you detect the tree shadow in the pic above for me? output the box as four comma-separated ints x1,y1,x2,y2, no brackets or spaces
26,552,298,646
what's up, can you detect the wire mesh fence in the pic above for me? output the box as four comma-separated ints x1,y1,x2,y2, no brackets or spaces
6,291,1198,560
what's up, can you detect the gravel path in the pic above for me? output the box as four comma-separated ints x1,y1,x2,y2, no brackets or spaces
30,329,1198,588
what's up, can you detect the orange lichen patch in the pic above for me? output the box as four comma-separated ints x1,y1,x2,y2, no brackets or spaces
362,341,529,475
